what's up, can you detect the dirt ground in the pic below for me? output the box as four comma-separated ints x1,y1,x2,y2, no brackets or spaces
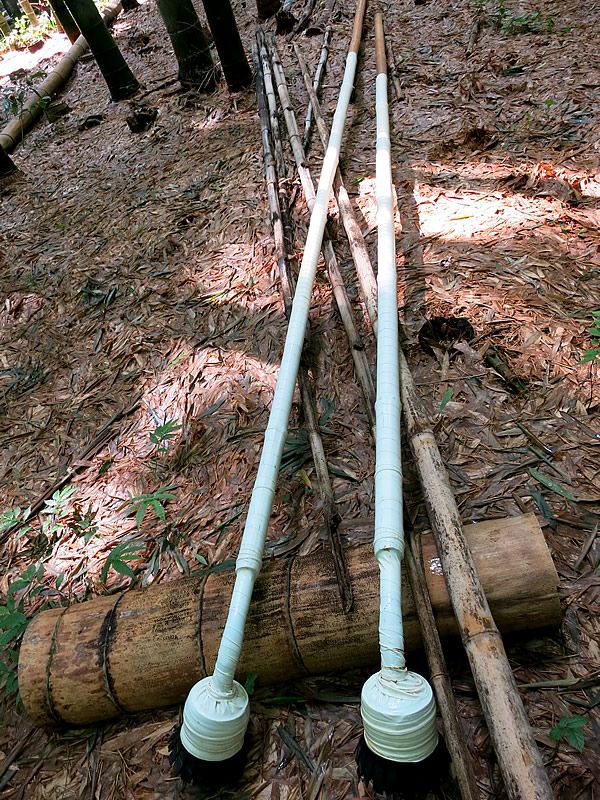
0,0,599,798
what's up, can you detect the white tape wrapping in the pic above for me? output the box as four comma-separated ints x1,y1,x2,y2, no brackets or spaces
180,678,250,761
361,670,438,762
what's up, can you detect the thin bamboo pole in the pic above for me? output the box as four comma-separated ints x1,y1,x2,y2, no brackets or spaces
0,1,123,153
266,34,376,438
302,24,331,150
254,35,353,612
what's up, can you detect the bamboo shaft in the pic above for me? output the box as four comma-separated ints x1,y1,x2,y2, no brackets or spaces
210,0,367,694
0,9,10,36
303,25,331,149
18,0,38,26
19,514,560,728
294,44,378,329
0,1,123,152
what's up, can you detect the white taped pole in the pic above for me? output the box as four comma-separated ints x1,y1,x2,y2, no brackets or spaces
359,12,438,766
179,0,368,763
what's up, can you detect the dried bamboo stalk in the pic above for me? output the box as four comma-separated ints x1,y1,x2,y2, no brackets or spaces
385,36,402,100
0,0,123,152
399,358,554,800
294,43,378,329
404,528,479,800
302,24,331,150
254,37,353,612
267,34,376,437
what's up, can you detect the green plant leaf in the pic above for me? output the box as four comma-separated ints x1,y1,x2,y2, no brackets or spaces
244,673,258,695
565,727,585,751
440,387,453,410
528,468,577,501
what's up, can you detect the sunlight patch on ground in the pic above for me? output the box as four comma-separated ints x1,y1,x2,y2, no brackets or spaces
0,31,69,83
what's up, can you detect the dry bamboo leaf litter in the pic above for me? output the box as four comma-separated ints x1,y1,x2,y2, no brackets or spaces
0,0,599,797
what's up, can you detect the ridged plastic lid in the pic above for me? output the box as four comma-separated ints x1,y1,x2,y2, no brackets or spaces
360,670,438,762
180,677,249,761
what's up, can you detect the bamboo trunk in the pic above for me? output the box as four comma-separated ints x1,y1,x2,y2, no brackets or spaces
63,0,138,100
201,0,252,91
19,514,560,729
2,0,20,19
0,1,123,152
0,145,16,177
46,0,79,43
155,0,214,91
0,8,10,36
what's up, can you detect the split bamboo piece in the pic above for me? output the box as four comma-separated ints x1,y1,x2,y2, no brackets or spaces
0,0,123,152
297,40,554,799
19,514,560,728
254,35,353,612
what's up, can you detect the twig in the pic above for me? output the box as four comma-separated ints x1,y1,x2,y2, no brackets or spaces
573,523,599,570
302,25,332,150
385,36,402,99
254,36,353,613
0,729,35,782
268,34,376,438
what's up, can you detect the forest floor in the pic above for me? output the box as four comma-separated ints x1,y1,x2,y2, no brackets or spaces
1,0,600,798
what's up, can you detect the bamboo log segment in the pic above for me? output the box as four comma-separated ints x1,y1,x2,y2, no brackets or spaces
0,1,123,152
19,514,560,729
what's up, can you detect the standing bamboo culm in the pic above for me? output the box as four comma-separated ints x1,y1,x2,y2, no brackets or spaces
155,0,215,91
63,0,138,100
18,0,38,27
46,0,79,43
201,0,252,91
255,30,353,613
1,0,20,19
0,8,10,36
0,146,16,178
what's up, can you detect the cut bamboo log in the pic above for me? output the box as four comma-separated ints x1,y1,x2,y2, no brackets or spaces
0,1,123,153
19,514,560,728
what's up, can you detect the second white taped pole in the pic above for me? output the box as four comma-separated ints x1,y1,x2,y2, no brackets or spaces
359,13,438,764
179,0,368,764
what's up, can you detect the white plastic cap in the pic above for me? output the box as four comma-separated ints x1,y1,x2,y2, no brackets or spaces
360,670,438,762
180,677,249,761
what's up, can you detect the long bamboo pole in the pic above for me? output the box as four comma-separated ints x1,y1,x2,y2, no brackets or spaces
295,42,478,799
0,8,10,36
302,25,331,150
0,1,123,153
177,0,368,764
299,19,554,799
18,0,38,27
254,35,353,612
